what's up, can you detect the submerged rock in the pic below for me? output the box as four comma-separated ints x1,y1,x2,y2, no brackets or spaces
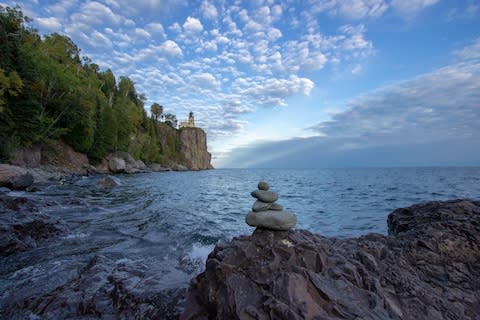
96,175,122,188
183,199,480,320
0,195,69,256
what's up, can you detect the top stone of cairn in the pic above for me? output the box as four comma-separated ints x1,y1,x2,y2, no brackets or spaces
258,181,269,191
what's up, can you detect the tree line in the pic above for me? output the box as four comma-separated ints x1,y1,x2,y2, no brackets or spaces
0,6,183,165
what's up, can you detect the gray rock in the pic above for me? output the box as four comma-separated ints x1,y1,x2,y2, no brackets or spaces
149,163,171,172
96,175,122,188
183,199,480,320
251,190,278,203
172,164,189,171
245,210,297,231
252,200,284,212
270,203,283,211
108,157,126,173
258,181,269,191
0,164,34,190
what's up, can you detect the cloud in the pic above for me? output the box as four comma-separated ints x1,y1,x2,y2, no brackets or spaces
390,0,439,15
159,40,183,57
146,22,166,39
35,17,62,32
240,76,314,106
71,1,122,26
201,0,218,20
312,0,388,19
220,57,480,167
455,37,480,61
183,16,203,33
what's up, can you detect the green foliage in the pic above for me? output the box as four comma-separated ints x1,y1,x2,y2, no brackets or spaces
164,113,178,128
150,102,163,121
0,5,187,165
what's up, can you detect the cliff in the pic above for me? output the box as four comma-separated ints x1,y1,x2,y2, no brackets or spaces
182,199,480,320
179,127,213,170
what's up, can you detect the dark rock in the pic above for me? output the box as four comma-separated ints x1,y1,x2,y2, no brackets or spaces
0,164,34,190
96,175,122,187
0,195,69,256
251,190,279,203
258,181,269,191
172,164,189,171
2,255,186,319
149,163,172,172
182,199,480,320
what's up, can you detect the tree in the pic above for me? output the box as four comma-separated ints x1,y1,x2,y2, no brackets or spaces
150,103,163,121
164,113,177,128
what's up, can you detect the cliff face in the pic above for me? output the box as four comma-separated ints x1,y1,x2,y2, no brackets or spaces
179,127,213,170
182,200,480,320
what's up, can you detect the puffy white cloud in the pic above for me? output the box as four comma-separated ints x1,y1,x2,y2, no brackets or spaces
201,0,218,20
190,72,221,88
91,30,113,48
134,28,151,40
240,76,314,106
146,23,166,39
35,17,62,32
71,1,122,26
183,16,203,33
159,40,183,57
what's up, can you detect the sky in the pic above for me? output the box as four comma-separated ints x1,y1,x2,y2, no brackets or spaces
3,0,480,168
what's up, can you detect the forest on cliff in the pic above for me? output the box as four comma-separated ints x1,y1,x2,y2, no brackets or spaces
0,6,185,166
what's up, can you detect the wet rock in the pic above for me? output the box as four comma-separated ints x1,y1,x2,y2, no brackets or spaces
183,200,480,320
96,175,122,188
0,195,69,256
2,255,186,319
0,164,34,190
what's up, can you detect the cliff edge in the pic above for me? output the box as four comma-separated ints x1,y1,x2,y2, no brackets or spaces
179,127,213,170
182,199,480,320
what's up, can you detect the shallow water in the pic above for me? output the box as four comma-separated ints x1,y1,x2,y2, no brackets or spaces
1,167,480,308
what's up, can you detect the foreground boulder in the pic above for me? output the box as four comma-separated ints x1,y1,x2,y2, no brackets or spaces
182,200,480,320
0,164,34,190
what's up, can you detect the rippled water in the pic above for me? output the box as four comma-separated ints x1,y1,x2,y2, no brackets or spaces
1,167,480,309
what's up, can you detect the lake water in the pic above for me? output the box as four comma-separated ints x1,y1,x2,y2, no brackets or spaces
1,167,480,311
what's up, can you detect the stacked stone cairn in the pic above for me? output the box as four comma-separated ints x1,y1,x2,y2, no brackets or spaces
245,181,297,231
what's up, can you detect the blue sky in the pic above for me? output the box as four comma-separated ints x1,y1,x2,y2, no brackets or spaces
4,0,480,167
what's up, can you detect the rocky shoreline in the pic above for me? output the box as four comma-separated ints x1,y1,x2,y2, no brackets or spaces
1,195,479,319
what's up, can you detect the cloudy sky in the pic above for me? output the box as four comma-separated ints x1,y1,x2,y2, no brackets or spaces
5,0,480,167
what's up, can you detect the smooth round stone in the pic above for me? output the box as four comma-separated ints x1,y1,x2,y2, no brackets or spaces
245,210,297,231
252,200,284,212
251,190,278,203
258,181,269,191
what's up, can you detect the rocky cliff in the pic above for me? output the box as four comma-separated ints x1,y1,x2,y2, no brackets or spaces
179,128,213,170
182,199,480,320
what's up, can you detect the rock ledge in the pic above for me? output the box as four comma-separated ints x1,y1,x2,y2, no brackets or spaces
182,199,480,320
